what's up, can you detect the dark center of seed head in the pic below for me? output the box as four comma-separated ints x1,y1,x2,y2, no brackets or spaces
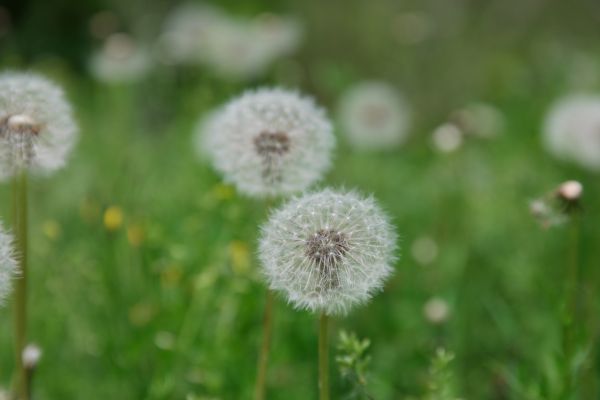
253,131,290,157
1,114,41,136
305,228,350,269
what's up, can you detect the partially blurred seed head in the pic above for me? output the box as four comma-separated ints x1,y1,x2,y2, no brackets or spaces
90,33,151,83
431,123,463,153
0,222,17,306
411,236,439,266
204,88,334,198
259,189,397,315
543,95,600,171
0,71,77,180
450,102,505,138
22,343,42,370
338,81,411,151
423,297,450,325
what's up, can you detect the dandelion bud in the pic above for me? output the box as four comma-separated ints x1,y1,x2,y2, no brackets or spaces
0,222,17,306
338,81,411,151
259,189,397,315
205,88,334,198
22,343,42,370
0,72,78,180
557,180,583,202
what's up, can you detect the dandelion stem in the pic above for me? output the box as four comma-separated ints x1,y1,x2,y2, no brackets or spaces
12,171,29,400
319,312,330,400
562,210,581,394
254,289,274,400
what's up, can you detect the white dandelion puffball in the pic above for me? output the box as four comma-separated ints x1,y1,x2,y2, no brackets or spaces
206,88,335,198
259,189,397,315
451,102,505,138
0,222,17,306
543,94,600,171
0,72,77,180
90,33,151,83
338,81,411,150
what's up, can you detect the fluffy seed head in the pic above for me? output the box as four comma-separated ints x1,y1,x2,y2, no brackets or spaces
338,81,411,150
259,189,397,315
543,95,600,171
90,33,151,83
205,88,335,198
0,72,77,180
0,222,17,306
22,343,42,369
557,180,583,201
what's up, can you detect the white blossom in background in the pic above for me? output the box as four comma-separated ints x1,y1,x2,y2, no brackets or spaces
543,95,600,171
90,33,151,83
159,3,227,65
450,102,505,138
205,88,335,198
259,189,397,315
159,4,302,79
431,123,463,153
0,72,77,180
423,297,450,325
338,81,411,151
0,222,17,306
22,343,42,369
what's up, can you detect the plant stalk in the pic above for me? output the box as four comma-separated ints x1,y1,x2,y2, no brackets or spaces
254,289,274,400
319,312,330,400
12,172,29,400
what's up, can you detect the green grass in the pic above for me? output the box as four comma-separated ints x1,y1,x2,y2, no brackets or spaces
1,1,600,399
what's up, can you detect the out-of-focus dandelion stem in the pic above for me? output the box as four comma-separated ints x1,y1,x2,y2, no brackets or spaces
319,312,330,400
562,210,581,394
254,289,274,400
12,172,29,400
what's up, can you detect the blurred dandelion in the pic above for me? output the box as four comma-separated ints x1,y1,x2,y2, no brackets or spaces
543,95,600,171
89,33,152,84
204,87,334,198
160,4,302,79
338,81,411,151
424,297,450,325
450,102,505,139
103,206,124,232
411,236,439,266
259,189,396,399
0,72,78,180
0,222,17,306
431,123,463,154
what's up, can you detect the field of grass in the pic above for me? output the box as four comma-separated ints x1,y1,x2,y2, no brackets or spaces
1,1,600,399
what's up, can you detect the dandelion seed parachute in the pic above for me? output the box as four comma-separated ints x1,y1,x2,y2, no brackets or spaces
259,189,397,315
543,94,600,171
338,81,411,150
0,222,17,306
205,88,335,198
0,72,78,181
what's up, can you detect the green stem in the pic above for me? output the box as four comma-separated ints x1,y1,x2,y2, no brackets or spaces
319,313,330,400
562,212,581,395
254,289,274,400
12,172,29,400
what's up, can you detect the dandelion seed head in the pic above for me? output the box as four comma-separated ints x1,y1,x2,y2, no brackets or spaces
206,88,334,198
0,222,17,306
90,33,151,83
543,95,600,172
431,123,463,153
423,297,450,325
338,81,411,151
557,180,583,201
22,343,42,369
259,189,397,315
0,72,77,180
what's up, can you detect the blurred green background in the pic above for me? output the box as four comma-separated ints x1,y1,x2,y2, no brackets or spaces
1,0,600,399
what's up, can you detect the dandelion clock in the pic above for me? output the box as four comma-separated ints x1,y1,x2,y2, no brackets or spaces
205,87,335,198
0,72,78,180
259,189,397,399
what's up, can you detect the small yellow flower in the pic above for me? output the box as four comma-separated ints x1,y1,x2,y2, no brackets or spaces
161,263,183,287
212,184,235,201
228,240,250,275
103,206,124,231
42,220,61,240
127,224,145,247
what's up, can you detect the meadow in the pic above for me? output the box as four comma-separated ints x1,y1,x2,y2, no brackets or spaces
0,1,600,399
